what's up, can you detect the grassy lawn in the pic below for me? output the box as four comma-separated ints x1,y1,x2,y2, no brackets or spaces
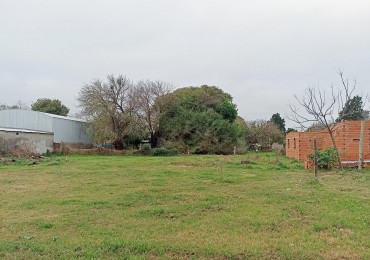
0,153,369,259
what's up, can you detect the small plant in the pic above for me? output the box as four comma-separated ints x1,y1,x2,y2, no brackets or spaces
44,149,52,157
309,147,339,170
37,222,54,229
276,161,289,169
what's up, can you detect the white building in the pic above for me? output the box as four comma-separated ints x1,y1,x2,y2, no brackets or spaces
0,127,54,154
0,109,92,154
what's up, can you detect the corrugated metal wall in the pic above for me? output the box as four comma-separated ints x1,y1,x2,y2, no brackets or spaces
0,109,52,132
52,117,92,143
0,110,92,144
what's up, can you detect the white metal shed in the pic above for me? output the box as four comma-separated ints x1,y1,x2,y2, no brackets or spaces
0,110,92,144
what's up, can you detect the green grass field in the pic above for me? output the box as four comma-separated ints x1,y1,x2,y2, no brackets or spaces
0,154,369,259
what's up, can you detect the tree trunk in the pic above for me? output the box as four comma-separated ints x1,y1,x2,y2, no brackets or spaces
113,127,124,150
113,139,124,150
328,129,343,170
150,132,158,148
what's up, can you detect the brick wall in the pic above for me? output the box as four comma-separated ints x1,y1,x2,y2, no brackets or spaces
333,121,370,162
286,120,370,166
286,131,329,162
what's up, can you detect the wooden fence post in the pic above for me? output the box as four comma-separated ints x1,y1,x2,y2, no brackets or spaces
313,138,318,179
358,120,365,171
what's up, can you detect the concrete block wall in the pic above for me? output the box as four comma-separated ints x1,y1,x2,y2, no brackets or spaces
0,130,54,154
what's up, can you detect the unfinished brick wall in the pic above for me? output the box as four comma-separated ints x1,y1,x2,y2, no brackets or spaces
286,132,329,162
286,120,370,167
333,121,370,162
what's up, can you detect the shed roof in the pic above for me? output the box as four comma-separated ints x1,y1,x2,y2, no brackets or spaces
0,127,53,134
0,109,86,122
40,112,86,122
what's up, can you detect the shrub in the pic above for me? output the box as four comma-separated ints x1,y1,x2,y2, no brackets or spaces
140,144,151,155
309,147,338,170
193,147,208,154
150,148,178,156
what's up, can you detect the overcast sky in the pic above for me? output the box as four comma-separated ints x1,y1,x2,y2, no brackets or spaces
1,0,369,126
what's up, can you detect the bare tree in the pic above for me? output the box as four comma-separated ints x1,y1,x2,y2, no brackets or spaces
289,85,342,168
78,75,135,149
135,80,173,147
288,71,367,169
245,120,284,149
338,70,356,109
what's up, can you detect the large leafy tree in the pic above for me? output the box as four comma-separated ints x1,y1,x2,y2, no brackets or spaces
270,113,286,133
336,95,365,122
157,85,243,154
31,98,69,116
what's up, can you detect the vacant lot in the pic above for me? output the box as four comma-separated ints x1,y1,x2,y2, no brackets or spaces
0,154,369,259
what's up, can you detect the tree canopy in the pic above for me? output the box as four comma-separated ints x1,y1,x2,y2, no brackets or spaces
0,104,21,110
0,101,29,110
245,120,285,149
78,75,172,149
78,75,139,149
286,128,297,133
336,95,365,122
270,113,286,133
31,98,69,116
135,80,173,147
157,85,244,154
77,75,290,153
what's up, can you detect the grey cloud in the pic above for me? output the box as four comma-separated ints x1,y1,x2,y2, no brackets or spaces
1,0,369,123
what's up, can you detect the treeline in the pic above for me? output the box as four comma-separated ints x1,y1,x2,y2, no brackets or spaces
78,75,285,153
0,99,69,116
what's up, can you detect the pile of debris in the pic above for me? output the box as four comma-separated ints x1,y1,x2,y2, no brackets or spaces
58,143,127,155
1,144,44,165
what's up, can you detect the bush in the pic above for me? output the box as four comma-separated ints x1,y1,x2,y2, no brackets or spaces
140,144,151,155
309,147,338,170
193,147,208,154
150,148,178,156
